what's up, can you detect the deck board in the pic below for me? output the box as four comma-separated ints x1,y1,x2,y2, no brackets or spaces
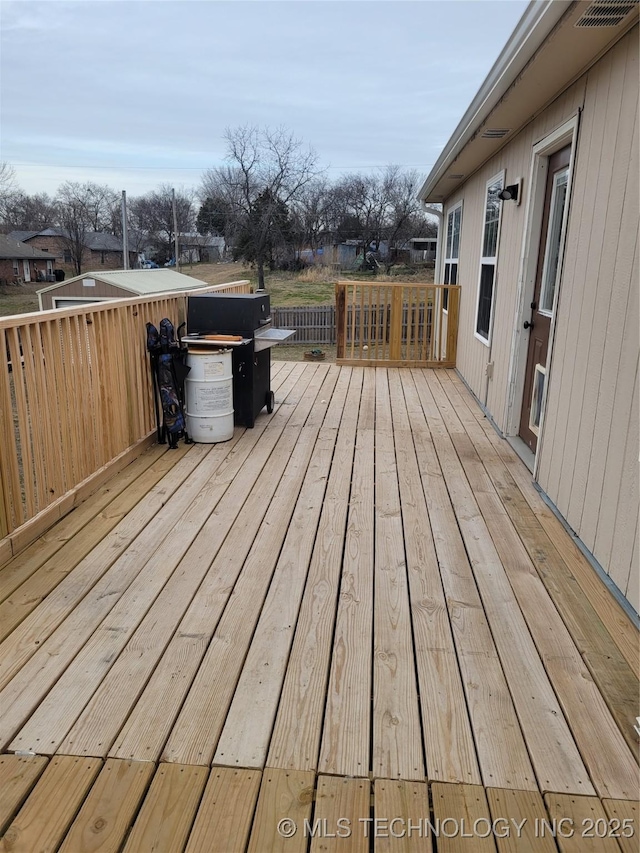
0,364,637,853
372,370,424,781
436,371,639,799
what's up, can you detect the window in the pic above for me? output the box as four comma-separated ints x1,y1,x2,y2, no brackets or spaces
63,251,72,264
529,364,546,436
443,201,462,311
539,168,569,314
13,260,19,275
475,173,504,342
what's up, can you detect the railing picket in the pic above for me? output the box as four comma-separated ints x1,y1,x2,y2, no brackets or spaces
0,280,248,540
334,280,460,367
0,329,22,532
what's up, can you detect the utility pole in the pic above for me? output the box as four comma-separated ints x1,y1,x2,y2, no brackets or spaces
172,188,180,271
121,190,129,270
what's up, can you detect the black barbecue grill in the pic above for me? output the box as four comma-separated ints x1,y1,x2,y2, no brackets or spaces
184,292,294,428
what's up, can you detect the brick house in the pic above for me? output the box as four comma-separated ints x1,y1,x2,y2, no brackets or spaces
7,229,136,273
0,234,55,284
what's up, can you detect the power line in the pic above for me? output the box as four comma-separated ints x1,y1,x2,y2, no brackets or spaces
9,161,436,171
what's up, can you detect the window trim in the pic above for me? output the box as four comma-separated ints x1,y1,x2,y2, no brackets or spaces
443,200,462,314
474,170,505,346
538,166,570,318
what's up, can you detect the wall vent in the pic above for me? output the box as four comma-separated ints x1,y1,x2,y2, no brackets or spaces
481,129,511,139
575,1,637,27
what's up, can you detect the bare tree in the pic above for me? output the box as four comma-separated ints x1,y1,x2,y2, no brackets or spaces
290,178,332,260
326,166,436,271
0,163,18,218
55,182,92,275
79,182,120,232
1,191,58,232
202,126,320,289
381,166,435,272
129,185,194,264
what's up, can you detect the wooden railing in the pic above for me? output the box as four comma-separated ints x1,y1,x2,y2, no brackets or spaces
0,280,250,551
335,280,460,367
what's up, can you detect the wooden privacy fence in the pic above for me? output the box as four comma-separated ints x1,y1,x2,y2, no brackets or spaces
335,280,460,367
0,280,250,546
271,305,336,344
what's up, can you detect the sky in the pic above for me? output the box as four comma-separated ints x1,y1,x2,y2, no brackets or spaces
1,0,530,198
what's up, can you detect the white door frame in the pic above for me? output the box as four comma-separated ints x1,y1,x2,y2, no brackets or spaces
504,114,580,476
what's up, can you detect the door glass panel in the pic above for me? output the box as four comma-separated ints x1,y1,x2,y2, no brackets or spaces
540,168,568,313
529,363,546,435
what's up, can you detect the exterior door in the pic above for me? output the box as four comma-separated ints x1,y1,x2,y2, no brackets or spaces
22,260,31,282
519,145,571,452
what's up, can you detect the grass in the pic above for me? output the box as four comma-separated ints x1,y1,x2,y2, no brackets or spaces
0,282,43,317
0,260,435,317
272,343,337,362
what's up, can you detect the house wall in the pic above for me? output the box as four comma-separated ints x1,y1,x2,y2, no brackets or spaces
87,249,134,270
39,279,133,310
0,257,54,284
446,27,639,608
24,234,65,266
25,236,134,273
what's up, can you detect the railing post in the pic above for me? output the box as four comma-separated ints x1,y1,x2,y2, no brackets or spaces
389,285,403,361
446,286,460,365
335,282,346,360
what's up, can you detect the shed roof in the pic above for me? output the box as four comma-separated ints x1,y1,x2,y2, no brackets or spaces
419,0,639,203
0,235,54,260
36,269,221,297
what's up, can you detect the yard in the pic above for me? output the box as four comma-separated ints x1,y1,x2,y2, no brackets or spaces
0,260,435,317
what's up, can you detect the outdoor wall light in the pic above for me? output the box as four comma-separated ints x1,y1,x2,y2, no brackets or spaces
498,179,522,204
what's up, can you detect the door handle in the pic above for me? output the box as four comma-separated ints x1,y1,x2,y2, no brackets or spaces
523,320,534,330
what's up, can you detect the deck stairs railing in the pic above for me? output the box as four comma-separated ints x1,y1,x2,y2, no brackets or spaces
335,280,460,367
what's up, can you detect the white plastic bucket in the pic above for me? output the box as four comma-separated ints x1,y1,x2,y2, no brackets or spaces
185,348,234,443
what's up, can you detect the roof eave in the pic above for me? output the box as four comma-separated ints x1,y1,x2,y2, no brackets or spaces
418,0,573,202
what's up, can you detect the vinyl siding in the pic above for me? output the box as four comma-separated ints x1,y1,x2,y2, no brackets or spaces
537,30,638,602
447,27,639,606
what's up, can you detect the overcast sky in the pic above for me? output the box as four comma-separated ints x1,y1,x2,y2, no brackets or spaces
1,0,529,198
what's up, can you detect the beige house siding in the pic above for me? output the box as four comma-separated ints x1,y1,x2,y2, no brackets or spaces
448,75,587,420
445,27,639,607
39,279,133,310
537,29,638,606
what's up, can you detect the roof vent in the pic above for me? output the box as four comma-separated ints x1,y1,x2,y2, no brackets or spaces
481,129,511,139
575,1,637,27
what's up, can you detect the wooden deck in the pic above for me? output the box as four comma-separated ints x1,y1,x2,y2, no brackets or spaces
0,362,637,852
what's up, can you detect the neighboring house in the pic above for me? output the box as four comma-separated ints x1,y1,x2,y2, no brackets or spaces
36,268,224,310
419,0,639,612
8,228,137,271
298,241,359,269
0,234,55,284
8,228,63,264
177,233,225,265
84,232,138,269
408,237,437,263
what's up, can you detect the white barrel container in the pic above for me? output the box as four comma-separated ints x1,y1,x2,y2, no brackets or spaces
185,348,234,443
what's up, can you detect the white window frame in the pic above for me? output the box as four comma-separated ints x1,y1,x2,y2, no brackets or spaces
538,167,570,318
443,200,462,314
474,170,505,346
